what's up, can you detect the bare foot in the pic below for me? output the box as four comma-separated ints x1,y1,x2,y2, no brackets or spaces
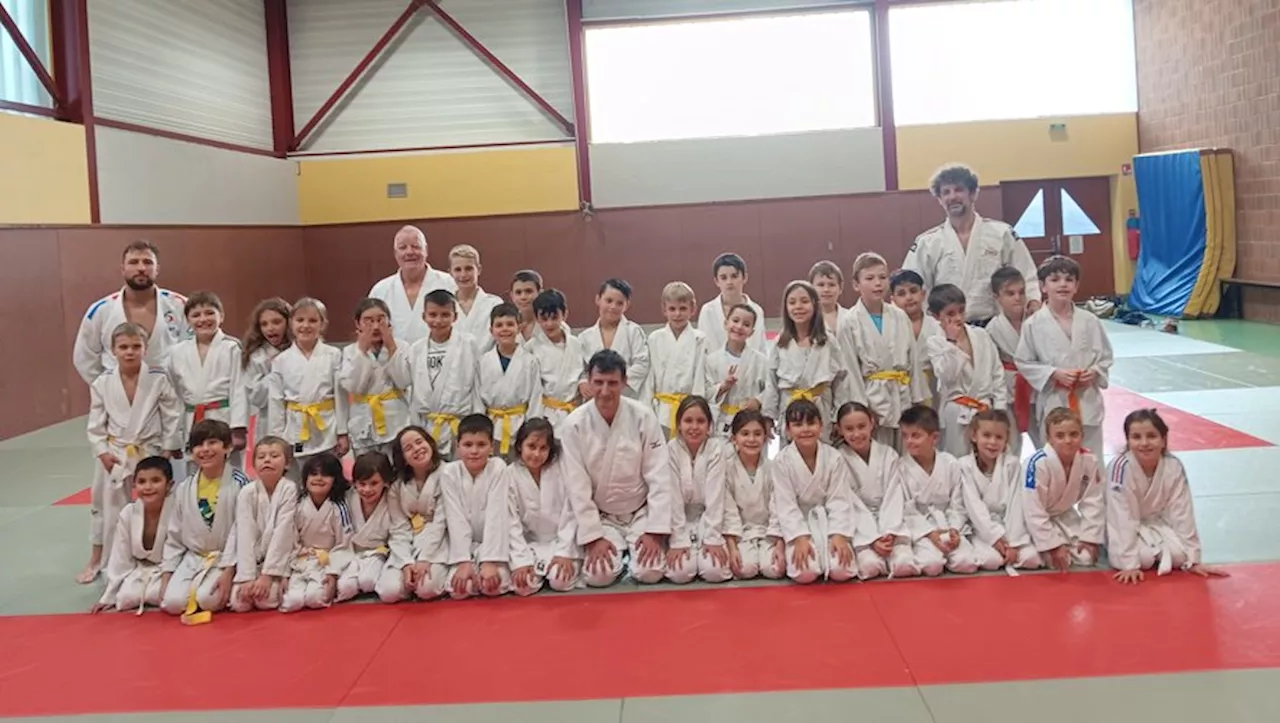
76,562,101,584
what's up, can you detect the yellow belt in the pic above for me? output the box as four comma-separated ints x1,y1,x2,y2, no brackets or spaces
286,398,336,443
353,389,404,437
107,436,142,460
541,395,577,413
719,402,741,417
488,403,529,455
788,382,831,403
866,370,911,385
653,392,689,439
181,551,219,626
299,547,330,567
411,513,427,534
426,412,461,445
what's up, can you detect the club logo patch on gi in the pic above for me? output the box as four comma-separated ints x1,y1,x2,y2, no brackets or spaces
648,440,662,450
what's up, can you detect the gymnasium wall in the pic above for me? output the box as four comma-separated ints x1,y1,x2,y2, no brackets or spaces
1133,0,1280,320
0,114,92,225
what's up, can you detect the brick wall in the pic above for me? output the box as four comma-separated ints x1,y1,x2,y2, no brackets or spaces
1134,0,1280,320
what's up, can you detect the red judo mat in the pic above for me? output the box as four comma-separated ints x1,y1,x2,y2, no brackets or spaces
2,564,1278,717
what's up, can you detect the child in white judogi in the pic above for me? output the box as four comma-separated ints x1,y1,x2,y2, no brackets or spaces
510,269,544,345
957,410,1042,571
448,244,504,353
698,253,767,354
771,399,872,584
839,254,927,449
335,452,414,603
390,425,449,600
1107,409,1228,584
809,260,848,337
479,303,543,461
890,269,942,411
1023,407,1105,570
986,267,1037,456
766,281,843,436
92,457,174,614
167,292,248,476
341,298,412,457
279,452,350,612
441,415,512,598
268,298,350,474
229,437,299,612
722,410,784,580
832,402,917,579
893,405,990,576
645,282,709,439
704,303,768,441
242,298,292,443
408,290,483,459
926,284,1007,458
81,322,183,584
528,289,587,428
1016,256,1114,458
666,397,731,584
506,418,579,595
579,278,651,398
160,420,250,621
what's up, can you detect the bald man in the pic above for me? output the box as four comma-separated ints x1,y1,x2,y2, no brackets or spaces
368,225,458,343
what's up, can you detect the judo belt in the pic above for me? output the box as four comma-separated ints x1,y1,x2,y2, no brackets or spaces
299,547,331,567
286,398,336,443
865,370,911,385
181,552,220,626
1068,387,1082,417
951,396,991,412
653,392,689,438
1002,361,1034,432
411,513,427,534
353,389,404,437
134,567,156,616
426,413,461,445
488,403,529,455
106,436,142,460
788,382,831,404
719,402,741,418
187,398,229,423
541,395,577,414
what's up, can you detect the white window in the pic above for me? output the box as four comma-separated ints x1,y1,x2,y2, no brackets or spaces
889,0,1138,126
0,0,53,109
585,10,877,144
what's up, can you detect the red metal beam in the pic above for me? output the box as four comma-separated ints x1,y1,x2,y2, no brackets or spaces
93,117,279,157
50,0,98,223
873,0,898,191
424,0,574,136
0,98,57,117
0,1,65,111
289,138,570,157
290,0,426,152
264,0,295,158
566,0,592,206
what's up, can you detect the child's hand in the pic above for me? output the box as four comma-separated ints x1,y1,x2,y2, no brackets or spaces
943,315,965,342
335,434,350,457
1048,545,1071,572
578,381,595,400
947,528,961,551
994,539,1018,566
743,398,762,412
1114,569,1144,585
355,324,375,353
401,565,416,590
512,565,536,594
89,602,110,614
704,543,730,570
98,452,120,473
637,533,665,569
1077,368,1097,386
724,537,742,577
323,575,338,604
452,562,477,597
666,546,690,571
1188,563,1229,578
381,320,397,355
167,449,183,459
769,537,786,573
248,574,273,602
927,530,948,553
584,538,617,576
232,429,247,452
549,556,576,586
829,534,853,569
791,535,815,572
1076,541,1100,564
873,534,895,557
214,568,235,610
406,561,430,590
1052,368,1079,389
479,562,501,595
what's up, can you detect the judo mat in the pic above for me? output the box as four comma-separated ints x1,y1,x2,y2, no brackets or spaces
1,563,1277,717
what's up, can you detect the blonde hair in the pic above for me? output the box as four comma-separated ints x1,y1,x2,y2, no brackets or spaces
808,260,843,285
661,281,696,305
110,322,149,346
448,244,480,265
292,297,329,324
851,252,888,282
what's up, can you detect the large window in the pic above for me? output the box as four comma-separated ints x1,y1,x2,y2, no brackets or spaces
0,0,52,109
585,10,877,144
889,0,1138,125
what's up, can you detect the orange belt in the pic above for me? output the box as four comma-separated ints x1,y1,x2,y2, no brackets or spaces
1002,361,1033,432
952,396,990,412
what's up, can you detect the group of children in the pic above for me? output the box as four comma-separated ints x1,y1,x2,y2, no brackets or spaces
84,245,1225,617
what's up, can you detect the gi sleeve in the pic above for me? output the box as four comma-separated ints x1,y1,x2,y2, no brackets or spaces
627,323,652,397
639,411,675,536
233,491,262,583
902,234,933,290
506,471,534,570
982,334,1008,411
98,507,134,607
1015,317,1059,395
267,359,286,437
478,463,511,564
1105,456,1141,571
700,445,727,546
944,462,970,531
87,379,110,457
330,347,349,436
385,505,415,569
1164,458,1202,566
227,344,249,431
262,491,298,578
561,422,606,546
1022,455,1067,552
1077,454,1107,545
1002,227,1042,303
440,466,473,565
158,377,185,453
73,309,106,385
960,468,1006,545
161,487,187,573
1088,315,1115,390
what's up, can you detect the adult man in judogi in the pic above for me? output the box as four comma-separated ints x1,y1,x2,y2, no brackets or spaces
903,164,1041,325
368,225,458,344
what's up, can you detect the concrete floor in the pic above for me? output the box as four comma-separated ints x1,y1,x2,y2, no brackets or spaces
3,319,1280,722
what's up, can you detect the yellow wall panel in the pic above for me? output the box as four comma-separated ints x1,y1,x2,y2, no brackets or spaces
297,145,580,225
897,113,1139,190
0,113,91,224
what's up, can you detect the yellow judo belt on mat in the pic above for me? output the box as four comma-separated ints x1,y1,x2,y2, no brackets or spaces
488,403,529,455
353,389,404,437
788,382,831,403
181,552,220,626
426,413,461,445
286,398,336,443
541,395,577,413
865,370,911,385
653,392,689,438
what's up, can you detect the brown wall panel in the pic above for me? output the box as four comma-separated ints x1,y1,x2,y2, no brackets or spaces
0,229,70,439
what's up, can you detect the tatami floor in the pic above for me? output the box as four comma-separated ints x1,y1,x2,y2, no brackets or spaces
3,319,1280,722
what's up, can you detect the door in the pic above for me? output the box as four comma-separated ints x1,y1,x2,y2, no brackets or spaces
1000,177,1115,299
